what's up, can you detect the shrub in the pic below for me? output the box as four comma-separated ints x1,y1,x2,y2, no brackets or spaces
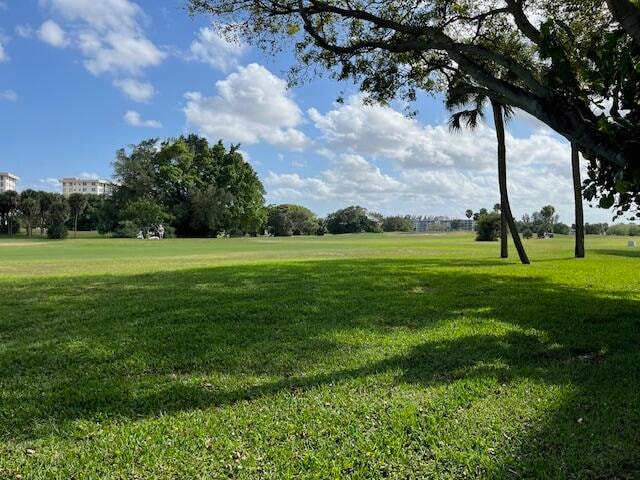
382,216,413,232
47,223,68,239
523,228,533,239
552,222,571,235
537,229,546,238
475,212,501,241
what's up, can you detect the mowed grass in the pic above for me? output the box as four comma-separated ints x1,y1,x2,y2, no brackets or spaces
0,233,638,479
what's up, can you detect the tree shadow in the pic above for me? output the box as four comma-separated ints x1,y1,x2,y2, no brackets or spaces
592,248,640,258
0,257,638,477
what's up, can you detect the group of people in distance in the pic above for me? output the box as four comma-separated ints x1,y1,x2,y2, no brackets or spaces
137,224,166,240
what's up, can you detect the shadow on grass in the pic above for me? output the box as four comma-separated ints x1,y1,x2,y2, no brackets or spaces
593,248,640,259
0,258,639,477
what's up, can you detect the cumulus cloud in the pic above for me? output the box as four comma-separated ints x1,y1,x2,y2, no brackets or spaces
189,26,246,72
184,63,308,149
0,89,18,101
266,94,590,221
40,0,165,77
114,78,156,102
123,110,162,128
38,19,69,47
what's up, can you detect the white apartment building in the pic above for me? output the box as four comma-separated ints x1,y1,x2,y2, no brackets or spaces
61,178,114,196
0,172,19,193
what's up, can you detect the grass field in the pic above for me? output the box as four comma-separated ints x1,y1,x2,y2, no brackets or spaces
0,233,638,479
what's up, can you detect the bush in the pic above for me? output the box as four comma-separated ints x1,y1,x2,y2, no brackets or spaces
475,212,501,241
112,220,140,238
552,222,571,235
523,228,533,239
47,223,68,239
382,216,413,232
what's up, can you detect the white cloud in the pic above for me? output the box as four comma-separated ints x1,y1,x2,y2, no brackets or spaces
15,24,34,38
124,110,162,128
0,89,18,101
114,78,155,102
0,39,8,62
267,95,595,221
184,63,308,150
38,19,70,47
189,26,246,72
41,0,166,76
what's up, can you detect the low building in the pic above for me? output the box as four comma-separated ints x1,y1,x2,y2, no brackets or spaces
0,172,19,193
410,217,475,233
60,177,114,196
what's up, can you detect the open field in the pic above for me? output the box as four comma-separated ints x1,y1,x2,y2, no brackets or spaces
0,234,638,479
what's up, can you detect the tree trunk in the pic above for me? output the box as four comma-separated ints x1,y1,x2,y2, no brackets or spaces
572,143,586,258
500,210,508,258
491,100,531,265
75,212,78,238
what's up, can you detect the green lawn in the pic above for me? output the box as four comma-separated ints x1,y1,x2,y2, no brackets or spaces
0,234,638,479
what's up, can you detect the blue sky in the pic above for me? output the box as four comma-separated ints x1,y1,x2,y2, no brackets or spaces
0,0,616,223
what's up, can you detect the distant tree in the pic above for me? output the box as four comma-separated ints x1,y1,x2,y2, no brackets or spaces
326,206,381,234
382,216,413,232
266,205,319,236
552,223,571,235
18,190,41,238
47,198,70,239
122,199,173,237
540,205,557,232
523,229,533,239
630,224,640,236
465,209,473,220
475,212,501,242
450,219,463,231
68,193,89,237
585,223,609,235
0,190,19,236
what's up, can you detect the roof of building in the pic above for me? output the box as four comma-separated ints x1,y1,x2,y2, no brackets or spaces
60,177,113,183
0,172,20,180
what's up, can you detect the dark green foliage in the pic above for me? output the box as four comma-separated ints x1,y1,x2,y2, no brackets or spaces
46,198,70,239
552,223,571,235
585,223,609,235
325,206,382,234
0,190,19,235
382,216,413,232
523,229,533,239
266,204,320,237
113,135,266,237
122,199,173,237
607,223,640,236
475,212,501,241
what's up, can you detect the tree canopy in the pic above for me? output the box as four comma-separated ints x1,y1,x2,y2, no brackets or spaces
111,135,266,237
189,0,640,217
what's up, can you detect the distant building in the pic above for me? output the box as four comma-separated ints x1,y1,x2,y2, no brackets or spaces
0,172,19,193
61,177,114,196
410,217,475,233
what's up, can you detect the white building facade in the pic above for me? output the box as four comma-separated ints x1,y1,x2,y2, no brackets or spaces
410,217,475,233
0,173,19,193
61,178,114,196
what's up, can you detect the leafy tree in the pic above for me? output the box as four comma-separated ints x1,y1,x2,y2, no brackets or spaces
113,136,266,237
523,228,534,239
540,205,558,233
47,198,70,239
0,190,19,236
68,193,89,237
382,216,413,232
189,0,640,216
326,206,382,234
553,223,571,235
476,212,501,242
18,190,41,238
449,219,463,231
122,199,172,237
267,204,319,236
585,223,609,235
465,209,474,220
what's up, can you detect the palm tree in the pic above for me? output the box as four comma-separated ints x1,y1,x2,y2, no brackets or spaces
447,90,530,264
571,143,585,258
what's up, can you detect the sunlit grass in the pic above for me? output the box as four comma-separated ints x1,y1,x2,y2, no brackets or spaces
0,233,638,478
